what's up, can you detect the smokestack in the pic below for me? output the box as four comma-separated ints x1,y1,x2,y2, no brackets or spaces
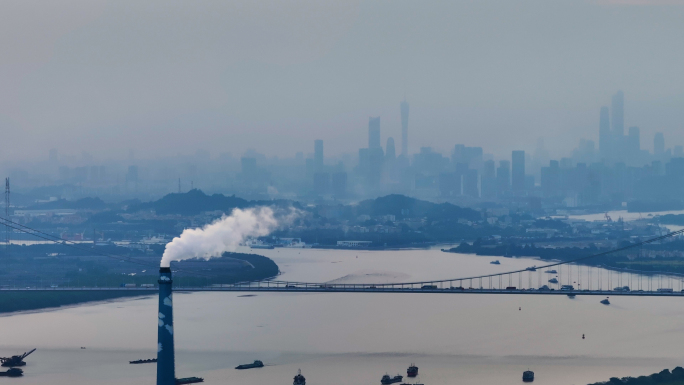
157,267,175,385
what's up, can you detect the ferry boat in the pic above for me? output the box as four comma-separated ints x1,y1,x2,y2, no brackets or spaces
293,369,306,385
407,364,418,377
381,374,404,384
600,298,610,305
523,370,534,382
548,278,558,284
544,270,557,274
490,260,500,265
176,377,203,384
235,360,264,370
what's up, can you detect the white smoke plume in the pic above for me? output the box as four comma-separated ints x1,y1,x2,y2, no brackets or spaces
160,206,286,267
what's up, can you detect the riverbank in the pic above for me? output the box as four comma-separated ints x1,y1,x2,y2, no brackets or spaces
588,367,684,384
0,291,152,314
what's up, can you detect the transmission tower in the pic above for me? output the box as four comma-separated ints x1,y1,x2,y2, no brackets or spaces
5,178,9,257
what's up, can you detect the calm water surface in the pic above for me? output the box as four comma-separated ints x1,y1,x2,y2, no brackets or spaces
2,247,684,385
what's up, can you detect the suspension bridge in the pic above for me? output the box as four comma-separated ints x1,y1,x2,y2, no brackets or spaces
2,216,684,297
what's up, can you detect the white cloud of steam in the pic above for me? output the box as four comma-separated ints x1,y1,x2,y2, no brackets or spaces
160,207,288,267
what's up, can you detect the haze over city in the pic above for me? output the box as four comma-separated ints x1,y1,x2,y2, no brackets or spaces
2,0,684,163
5,2,684,385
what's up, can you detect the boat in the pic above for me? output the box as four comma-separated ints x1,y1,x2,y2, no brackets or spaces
235,360,264,370
0,349,36,367
407,364,418,377
176,377,204,385
548,278,558,284
381,374,404,384
523,370,534,382
293,369,306,385
130,358,157,364
545,270,557,274
250,244,275,249
0,368,23,377
600,298,610,305
490,260,500,265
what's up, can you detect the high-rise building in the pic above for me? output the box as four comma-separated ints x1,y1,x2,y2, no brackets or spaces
611,91,624,138
654,132,665,155
481,160,496,199
314,140,324,171
368,117,381,149
599,106,610,158
512,150,525,192
400,100,409,157
627,127,640,154
386,137,396,160
496,160,510,195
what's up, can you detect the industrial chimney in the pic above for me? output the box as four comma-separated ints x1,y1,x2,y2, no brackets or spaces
157,267,175,385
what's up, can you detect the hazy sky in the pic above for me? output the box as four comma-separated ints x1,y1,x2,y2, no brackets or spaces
2,0,684,163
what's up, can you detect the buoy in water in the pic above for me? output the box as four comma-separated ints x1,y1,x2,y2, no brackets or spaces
582,334,585,339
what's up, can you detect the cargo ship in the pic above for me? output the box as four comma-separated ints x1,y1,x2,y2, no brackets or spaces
130,358,157,364
235,360,264,370
381,374,403,384
293,369,306,385
175,377,203,384
407,364,418,377
523,370,534,382
0,368,23,377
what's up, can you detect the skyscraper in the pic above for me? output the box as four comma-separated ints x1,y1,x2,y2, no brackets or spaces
628,127,640,154
611,91,624,138
654,132,665,155
314,140,324,171
368,117,381,149
599,106,610,158
386,137,396,160
400,100,409,157
512,150,525,192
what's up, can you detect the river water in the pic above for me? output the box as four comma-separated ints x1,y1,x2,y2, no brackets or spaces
2,247,684,385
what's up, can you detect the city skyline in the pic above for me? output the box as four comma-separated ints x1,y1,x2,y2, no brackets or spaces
2,1,684,162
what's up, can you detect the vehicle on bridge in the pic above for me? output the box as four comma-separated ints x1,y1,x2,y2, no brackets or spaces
539,285,550,291
614,286,630,292
657,288,674,293
421,285,438,290
560,285,574,291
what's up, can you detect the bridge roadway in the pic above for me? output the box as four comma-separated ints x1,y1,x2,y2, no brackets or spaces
2,286,684,297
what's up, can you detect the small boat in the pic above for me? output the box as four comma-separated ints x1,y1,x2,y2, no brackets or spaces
545,270,557,274
407,364,418,377
235,360,264,370
381,374,404,384
600,298,610,305
548,278,558,284
523,370,534,382
490,260,501,265
176,377,204,385
0,368,23,377
130,358,157,364
293,369,306,385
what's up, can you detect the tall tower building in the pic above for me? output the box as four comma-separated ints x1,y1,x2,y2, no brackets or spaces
368,117,381,149
654,132,665,155
400,100,409,157
511,150,525,192
314,140,324,171
386,137,396,160
599,106,610,158
611,91,624,138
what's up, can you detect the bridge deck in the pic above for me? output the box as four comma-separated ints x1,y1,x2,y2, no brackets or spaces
1,287,683,297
